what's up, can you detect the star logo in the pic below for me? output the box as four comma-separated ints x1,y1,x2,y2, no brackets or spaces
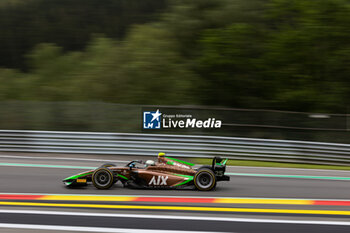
143,109,162,129
151,109,162,122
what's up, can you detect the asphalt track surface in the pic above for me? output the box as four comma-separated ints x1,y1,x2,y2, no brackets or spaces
0,153,350,232
1,154,350,198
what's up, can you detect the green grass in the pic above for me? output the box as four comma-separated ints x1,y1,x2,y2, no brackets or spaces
192,158,350,171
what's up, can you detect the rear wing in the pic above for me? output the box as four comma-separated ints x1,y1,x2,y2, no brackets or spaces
212,157,228,169
212,157,230,181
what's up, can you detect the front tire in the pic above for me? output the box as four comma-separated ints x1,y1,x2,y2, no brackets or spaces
92,167,114,189
194,168,216,191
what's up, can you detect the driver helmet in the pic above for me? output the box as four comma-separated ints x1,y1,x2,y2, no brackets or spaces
145,160,155,167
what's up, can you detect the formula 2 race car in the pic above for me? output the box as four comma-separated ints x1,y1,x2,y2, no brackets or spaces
63,153,230,191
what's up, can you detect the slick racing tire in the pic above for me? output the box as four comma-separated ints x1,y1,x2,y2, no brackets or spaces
92,167,114,189
194,168,216,191
99,164,118,184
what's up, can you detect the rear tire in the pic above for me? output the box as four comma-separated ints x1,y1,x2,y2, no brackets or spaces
100,163,116,168
194,168,216,191
92,167,114,189
197,165,212,171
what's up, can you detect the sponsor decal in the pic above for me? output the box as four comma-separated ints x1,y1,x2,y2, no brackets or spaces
76,179,87,183
167,161,190,169
149,175,168,185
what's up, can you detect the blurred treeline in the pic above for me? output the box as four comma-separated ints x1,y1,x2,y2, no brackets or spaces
0,0,350,113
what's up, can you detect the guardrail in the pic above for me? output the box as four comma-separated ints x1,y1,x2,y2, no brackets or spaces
0,130,349,166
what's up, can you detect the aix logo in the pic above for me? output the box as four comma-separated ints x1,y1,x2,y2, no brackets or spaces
149,175,168,185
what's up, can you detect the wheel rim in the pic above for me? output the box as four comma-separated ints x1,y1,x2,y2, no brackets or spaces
197,172,213,189
95,170,111,187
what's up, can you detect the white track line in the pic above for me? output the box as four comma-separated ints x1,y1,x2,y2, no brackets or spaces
0,223,226,233
0,209,350,226
2,154,350,174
